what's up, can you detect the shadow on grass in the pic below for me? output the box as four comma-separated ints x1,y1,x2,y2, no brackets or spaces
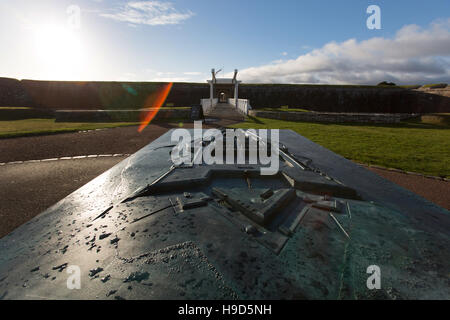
246,115,265,125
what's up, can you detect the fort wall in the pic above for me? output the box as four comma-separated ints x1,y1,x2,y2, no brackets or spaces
0,78,448,113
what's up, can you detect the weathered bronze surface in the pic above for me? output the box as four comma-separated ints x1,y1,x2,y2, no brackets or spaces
0,129,448,299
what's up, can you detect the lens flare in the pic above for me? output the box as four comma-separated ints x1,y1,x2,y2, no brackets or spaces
138,82,173,133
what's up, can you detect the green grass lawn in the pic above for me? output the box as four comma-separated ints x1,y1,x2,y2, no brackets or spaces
0,106,191,138
421,83,447,88
0,106,32,110
0,119,140,138
231,116,450,178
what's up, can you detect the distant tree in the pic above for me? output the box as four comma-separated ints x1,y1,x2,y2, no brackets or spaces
377,81,396,86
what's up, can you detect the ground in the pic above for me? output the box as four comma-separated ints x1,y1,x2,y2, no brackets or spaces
0,106,191,138
0,122,183,162
0,121,225,238
0,117,449,238
366,166,450,211
0,156,124,239
0,118,139,138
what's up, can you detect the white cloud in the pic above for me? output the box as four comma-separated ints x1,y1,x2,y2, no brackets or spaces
100,1,194,26
239,20,450,85
281,52,288,56
183,72,202,76
151,76,191,82
157,71,175,76
150,71,207,82
116,69,206,82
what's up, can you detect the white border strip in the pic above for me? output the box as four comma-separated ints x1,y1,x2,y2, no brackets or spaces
357,163,449,182
0,154,130,166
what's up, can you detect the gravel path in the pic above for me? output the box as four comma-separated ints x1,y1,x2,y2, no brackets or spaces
367,167,450,211
0,120,239,163
0,123,183,163
0,156,124,238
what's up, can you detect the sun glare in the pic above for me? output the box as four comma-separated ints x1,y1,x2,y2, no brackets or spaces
33,23,85,80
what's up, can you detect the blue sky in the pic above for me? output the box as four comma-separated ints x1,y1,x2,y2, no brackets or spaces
0,0,449,84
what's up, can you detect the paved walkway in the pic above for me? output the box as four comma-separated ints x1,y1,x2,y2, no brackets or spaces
366,166,450,211
204,103,246,121
0,156,125,239
0,120,239,163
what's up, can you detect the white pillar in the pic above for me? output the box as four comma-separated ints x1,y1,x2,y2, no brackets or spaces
210,69,215,109
234,82,239,109
210,81,213,108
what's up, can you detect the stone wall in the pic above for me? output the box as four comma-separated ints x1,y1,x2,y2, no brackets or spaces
249,110,418,123
0,78,33,107
1,77,449,114
240,84,450,113
0,78,209,110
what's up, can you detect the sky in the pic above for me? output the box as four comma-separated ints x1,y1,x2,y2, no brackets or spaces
0,0,449,84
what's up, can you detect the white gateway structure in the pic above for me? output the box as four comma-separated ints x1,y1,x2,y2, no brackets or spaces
201,69,251,117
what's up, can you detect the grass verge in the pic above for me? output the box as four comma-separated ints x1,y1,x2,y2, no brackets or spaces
0,119,140,139
231,116,450,178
